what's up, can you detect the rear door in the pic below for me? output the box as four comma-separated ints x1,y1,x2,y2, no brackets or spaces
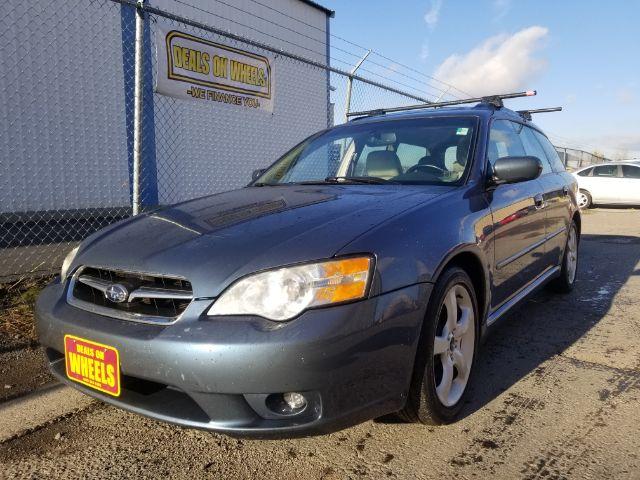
590,165,621,203
487,119,547,309
620,165,640,204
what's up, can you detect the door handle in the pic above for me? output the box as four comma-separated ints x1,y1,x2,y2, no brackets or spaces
534,193,546,209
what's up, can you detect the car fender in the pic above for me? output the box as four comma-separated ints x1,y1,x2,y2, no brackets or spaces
430,242,492,330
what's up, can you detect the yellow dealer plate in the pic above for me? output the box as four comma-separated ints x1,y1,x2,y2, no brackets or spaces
64,335,121,397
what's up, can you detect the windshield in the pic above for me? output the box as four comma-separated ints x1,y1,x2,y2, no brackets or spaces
254,117,477,186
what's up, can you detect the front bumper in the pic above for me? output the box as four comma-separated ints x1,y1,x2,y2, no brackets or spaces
36,279,432,437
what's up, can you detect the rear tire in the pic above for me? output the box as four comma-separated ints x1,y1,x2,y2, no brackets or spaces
549,220,579,293
399,267,479,425
577,190,592,209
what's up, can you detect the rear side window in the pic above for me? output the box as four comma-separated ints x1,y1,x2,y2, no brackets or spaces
487,120,525,165
577,167,593,177
593,165,619,177
520,125,552,175
532,130,566,172
622,165,640,178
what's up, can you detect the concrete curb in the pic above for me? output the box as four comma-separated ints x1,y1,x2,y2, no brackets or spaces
0,383,94,443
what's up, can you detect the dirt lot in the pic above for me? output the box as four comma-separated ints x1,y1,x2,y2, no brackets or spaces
0,208,639,479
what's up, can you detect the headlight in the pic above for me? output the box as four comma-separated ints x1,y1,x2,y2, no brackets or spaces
60,246,80,281
207,256,373,321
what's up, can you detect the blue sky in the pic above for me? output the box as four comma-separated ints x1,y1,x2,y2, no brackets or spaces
322,0,640,159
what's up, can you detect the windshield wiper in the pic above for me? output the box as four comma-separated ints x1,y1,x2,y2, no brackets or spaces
323,176,399,185
255,177,399,186
252,182,280,187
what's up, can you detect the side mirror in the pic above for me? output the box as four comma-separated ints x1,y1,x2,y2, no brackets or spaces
252,168,265,181
490,156,542,185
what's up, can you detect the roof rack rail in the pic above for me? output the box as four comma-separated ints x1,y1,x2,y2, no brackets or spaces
516,107,562,121
347,90,537,119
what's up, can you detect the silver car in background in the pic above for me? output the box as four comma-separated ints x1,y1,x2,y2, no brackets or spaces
573,162,640,208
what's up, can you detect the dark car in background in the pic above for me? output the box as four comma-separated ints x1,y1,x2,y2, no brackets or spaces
36,95,580,436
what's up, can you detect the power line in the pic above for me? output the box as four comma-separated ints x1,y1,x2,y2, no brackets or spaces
142,0,432,103
170,0,329,60
245,0,472,97
170,0,465,100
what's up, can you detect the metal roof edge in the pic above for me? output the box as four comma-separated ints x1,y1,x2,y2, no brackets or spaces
298,0,335,17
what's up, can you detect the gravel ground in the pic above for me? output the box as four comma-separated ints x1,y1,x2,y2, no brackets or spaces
0,208,639,479
0,348,53,403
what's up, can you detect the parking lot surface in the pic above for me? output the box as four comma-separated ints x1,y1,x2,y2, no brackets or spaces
0,208,639,479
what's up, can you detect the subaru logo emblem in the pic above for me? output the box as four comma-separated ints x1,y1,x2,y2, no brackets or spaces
105,284,129,303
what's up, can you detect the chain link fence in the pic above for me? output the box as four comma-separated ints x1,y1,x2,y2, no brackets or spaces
1,0,133,283
554,146,609,170
0,0,615,283
0,0,426,282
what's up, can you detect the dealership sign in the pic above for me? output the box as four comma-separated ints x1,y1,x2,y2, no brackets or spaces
156,29,274,112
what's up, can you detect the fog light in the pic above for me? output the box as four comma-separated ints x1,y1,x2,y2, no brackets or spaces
283,392,307,410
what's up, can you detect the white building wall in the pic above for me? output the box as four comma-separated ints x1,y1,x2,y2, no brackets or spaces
0,0,130,213
151,0,328,63
0,0,330,213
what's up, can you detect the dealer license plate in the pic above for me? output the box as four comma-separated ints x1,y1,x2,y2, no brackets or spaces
64,334,121,397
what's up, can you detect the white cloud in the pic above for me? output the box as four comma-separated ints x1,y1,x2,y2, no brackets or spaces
433,26,549,96
493,0,511,21
601,134,640,153
420,40,430,61
615,87,636,105
424,0,443,29
551,133,640,160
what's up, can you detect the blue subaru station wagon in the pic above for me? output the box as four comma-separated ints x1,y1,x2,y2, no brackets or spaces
36,92,580,437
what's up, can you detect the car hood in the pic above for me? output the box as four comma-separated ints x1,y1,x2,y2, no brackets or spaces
75,185,448,298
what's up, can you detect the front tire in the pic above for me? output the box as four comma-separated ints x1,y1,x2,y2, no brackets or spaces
549,220,579,293
399,267,479,425
577,190,592,209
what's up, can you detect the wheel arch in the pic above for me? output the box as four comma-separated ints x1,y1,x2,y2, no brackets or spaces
431,246,490,329
572,209,582,237
399,248,489,422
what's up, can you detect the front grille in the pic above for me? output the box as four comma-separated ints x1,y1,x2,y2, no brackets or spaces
68,266,193,324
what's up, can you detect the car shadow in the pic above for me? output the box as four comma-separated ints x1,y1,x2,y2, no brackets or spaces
456,232,640,419
371,232,640,425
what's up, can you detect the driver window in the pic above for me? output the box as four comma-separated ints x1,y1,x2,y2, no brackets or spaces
488,120,525,165
521,126,552,175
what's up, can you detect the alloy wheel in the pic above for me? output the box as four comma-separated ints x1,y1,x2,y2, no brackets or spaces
577,191,590,209
433,284,475,407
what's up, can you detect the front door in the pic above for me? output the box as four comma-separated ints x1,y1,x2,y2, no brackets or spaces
486,119,548,309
